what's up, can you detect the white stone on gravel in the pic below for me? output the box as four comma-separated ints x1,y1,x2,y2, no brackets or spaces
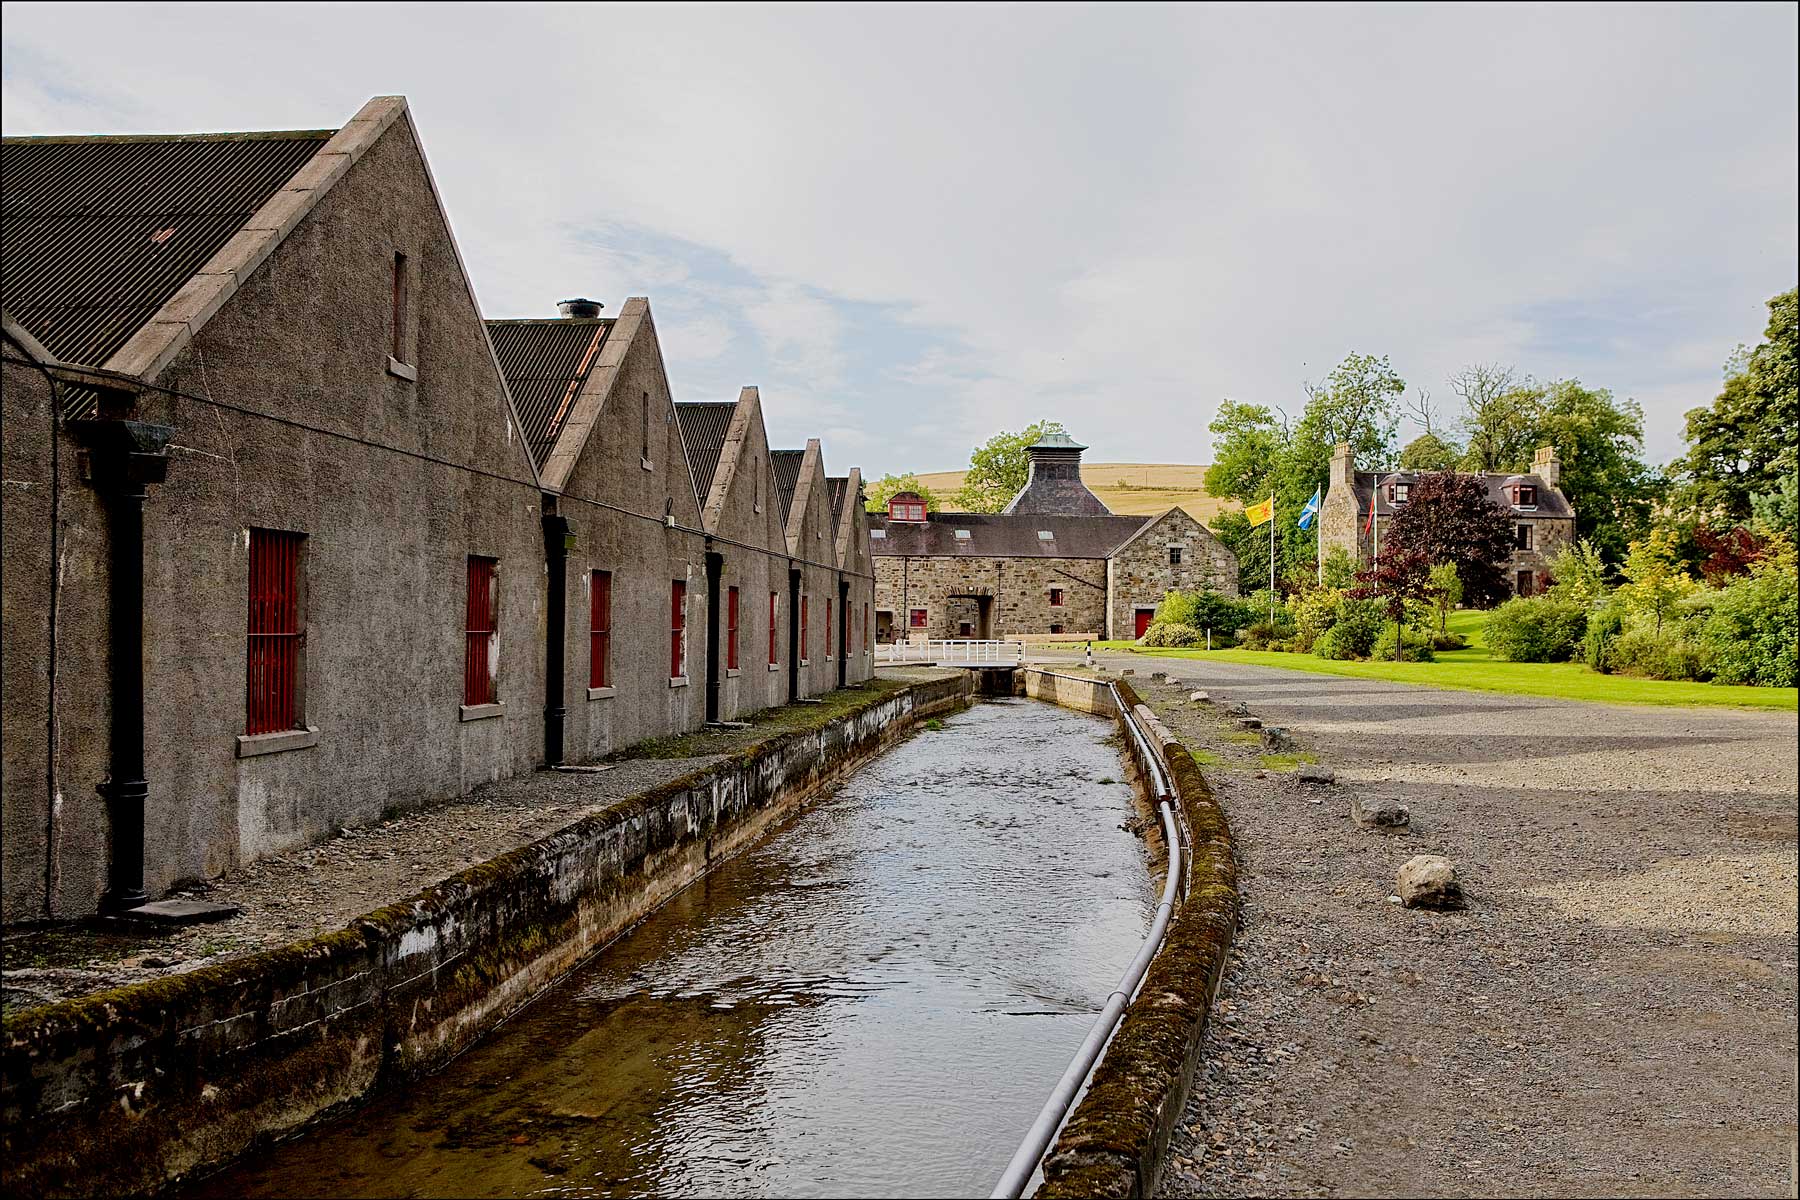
1396,854,1464,909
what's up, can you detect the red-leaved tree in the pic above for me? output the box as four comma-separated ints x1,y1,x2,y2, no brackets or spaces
1380,472,1516,607
1694,524,1766,584
1352,547,1433,660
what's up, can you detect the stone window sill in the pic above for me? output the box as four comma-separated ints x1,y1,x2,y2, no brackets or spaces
587,686,615,701
670,676,689,689
799,659,810,668
387,356,418,381
460,702,505,722
768,662,781,672
236,726,320,759
641,457,654,471
726,668,741,679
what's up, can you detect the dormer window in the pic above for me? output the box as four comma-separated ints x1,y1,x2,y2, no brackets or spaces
887,493,927,522
1508,484,1538,509
1392,483,1409,504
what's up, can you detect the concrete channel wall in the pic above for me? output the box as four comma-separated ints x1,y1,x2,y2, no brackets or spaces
1,672,973,1198
1023,671,1240,1199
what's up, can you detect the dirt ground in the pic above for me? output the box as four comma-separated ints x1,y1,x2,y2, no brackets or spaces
1094,656,1798,1199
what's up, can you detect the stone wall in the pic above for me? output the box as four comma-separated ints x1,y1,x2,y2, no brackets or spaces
0,673,973,1198
1105,509,1239,639
874,555,1110,640
1509,516,1574,593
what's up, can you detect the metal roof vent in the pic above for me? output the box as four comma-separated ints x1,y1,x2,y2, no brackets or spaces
557,297,604,319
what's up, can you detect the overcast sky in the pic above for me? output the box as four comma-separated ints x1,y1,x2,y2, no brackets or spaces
4,3,1795,475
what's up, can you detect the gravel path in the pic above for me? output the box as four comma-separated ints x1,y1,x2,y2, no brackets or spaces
1096,656,1798,1199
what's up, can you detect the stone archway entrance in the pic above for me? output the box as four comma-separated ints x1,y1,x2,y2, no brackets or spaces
947,593,994,639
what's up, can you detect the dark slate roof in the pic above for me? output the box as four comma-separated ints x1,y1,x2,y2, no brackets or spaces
869,511,1149,558
486,318,614,466
2,130,332,413
675,402,737,505
1353,470,1574,520
826,476,849,524
771,450,805,522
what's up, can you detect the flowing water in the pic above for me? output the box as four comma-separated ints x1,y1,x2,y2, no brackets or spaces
185,698,1153,1199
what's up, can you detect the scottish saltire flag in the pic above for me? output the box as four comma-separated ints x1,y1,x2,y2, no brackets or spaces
1298,487,1321,530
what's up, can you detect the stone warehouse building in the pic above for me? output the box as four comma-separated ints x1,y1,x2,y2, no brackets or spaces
1318,442,1576,595
0,96,872,922
871,433,1238,642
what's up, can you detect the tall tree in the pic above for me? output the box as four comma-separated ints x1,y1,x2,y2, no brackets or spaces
1533,379,1659,564
1673,286,1799,522
1399,432,1462,471
1202,401,1286,504
1452,364,1539,473
1296,352,1406,467
1353,547,1433,660
953,420,1065,512
864,473,937,513
1379,471,1516,607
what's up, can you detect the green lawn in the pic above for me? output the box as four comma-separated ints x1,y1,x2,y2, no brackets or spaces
1098,610,1798,711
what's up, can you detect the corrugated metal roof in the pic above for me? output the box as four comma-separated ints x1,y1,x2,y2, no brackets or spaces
1,131,333,413
771,450,805,523
826,476,849,524
486,319,613,466
868,512,1150,558
675,401,737,505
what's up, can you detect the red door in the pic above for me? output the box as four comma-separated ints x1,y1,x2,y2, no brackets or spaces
1135,609,1154,638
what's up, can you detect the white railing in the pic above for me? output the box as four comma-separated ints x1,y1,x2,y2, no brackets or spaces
876,639,1026,664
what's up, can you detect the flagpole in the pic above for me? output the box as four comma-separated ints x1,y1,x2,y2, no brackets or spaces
1268,495,1276,625
1316,482,1323,586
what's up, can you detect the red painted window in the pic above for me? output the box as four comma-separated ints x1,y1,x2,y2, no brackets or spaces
801,595,810,660
909,608,927,629
1049,587,1065,607
826,595,833,657
465,556,499,706
670,580,687,678
589,570,612,688
727,586,740,670
768,592,779,665
246,528,304,735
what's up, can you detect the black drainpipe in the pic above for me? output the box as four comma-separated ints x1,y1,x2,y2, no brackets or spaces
72,412,173,913
542,510,572,767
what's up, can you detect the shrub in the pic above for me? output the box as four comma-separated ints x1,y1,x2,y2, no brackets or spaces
1584,607,1624,672
1373,623,1436,662
1140,620,1203,648
1607,627,1712,682
1311,596,1385,660
1158,589,1258,637
1238,620,1297,651
1290,588,1345,653
1431,631,1468,651
1699,543,1799,686
1484,598,1589,662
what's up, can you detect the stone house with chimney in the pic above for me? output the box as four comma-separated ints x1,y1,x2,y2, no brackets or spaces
1318,442,1576,595
0,97,876,922
870,432,1237,642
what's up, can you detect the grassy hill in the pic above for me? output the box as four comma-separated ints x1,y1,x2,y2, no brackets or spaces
912,462,1231,522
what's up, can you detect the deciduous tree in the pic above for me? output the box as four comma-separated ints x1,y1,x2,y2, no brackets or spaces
864,473,937,513
1379,472,1516,607
953,420,1065,512
1673,287,1798,522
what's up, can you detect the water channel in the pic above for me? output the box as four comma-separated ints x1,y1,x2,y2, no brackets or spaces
185,697,1154,1199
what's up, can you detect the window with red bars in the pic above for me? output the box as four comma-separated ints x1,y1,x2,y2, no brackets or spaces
246,528,305,735
465,556,499,705
768,592,779,666
727,586,740,671
1049,587,1065,607
826,595,833,658
590,570,612,688
801,595,809,660
670,580,687,678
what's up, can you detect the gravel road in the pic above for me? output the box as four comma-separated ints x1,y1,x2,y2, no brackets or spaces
1095,656,1798,1199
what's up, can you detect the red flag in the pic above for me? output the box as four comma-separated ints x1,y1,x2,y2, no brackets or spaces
1363,503,1374,534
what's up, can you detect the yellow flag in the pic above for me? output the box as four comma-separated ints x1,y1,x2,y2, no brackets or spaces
1245,495,1274,527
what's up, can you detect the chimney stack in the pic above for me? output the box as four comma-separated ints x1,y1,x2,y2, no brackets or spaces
557,297,604,319
1533,445,1561,489
1330,442,1355,489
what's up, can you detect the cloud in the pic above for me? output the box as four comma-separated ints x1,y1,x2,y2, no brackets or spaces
3,2,1794,473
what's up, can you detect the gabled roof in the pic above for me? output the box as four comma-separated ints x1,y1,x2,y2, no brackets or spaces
826,475,850,523
1352,470,1574,521
771,449,805,523
488,318,614,465
869,511,1149,558
2,129,333,413
674,401,738,506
